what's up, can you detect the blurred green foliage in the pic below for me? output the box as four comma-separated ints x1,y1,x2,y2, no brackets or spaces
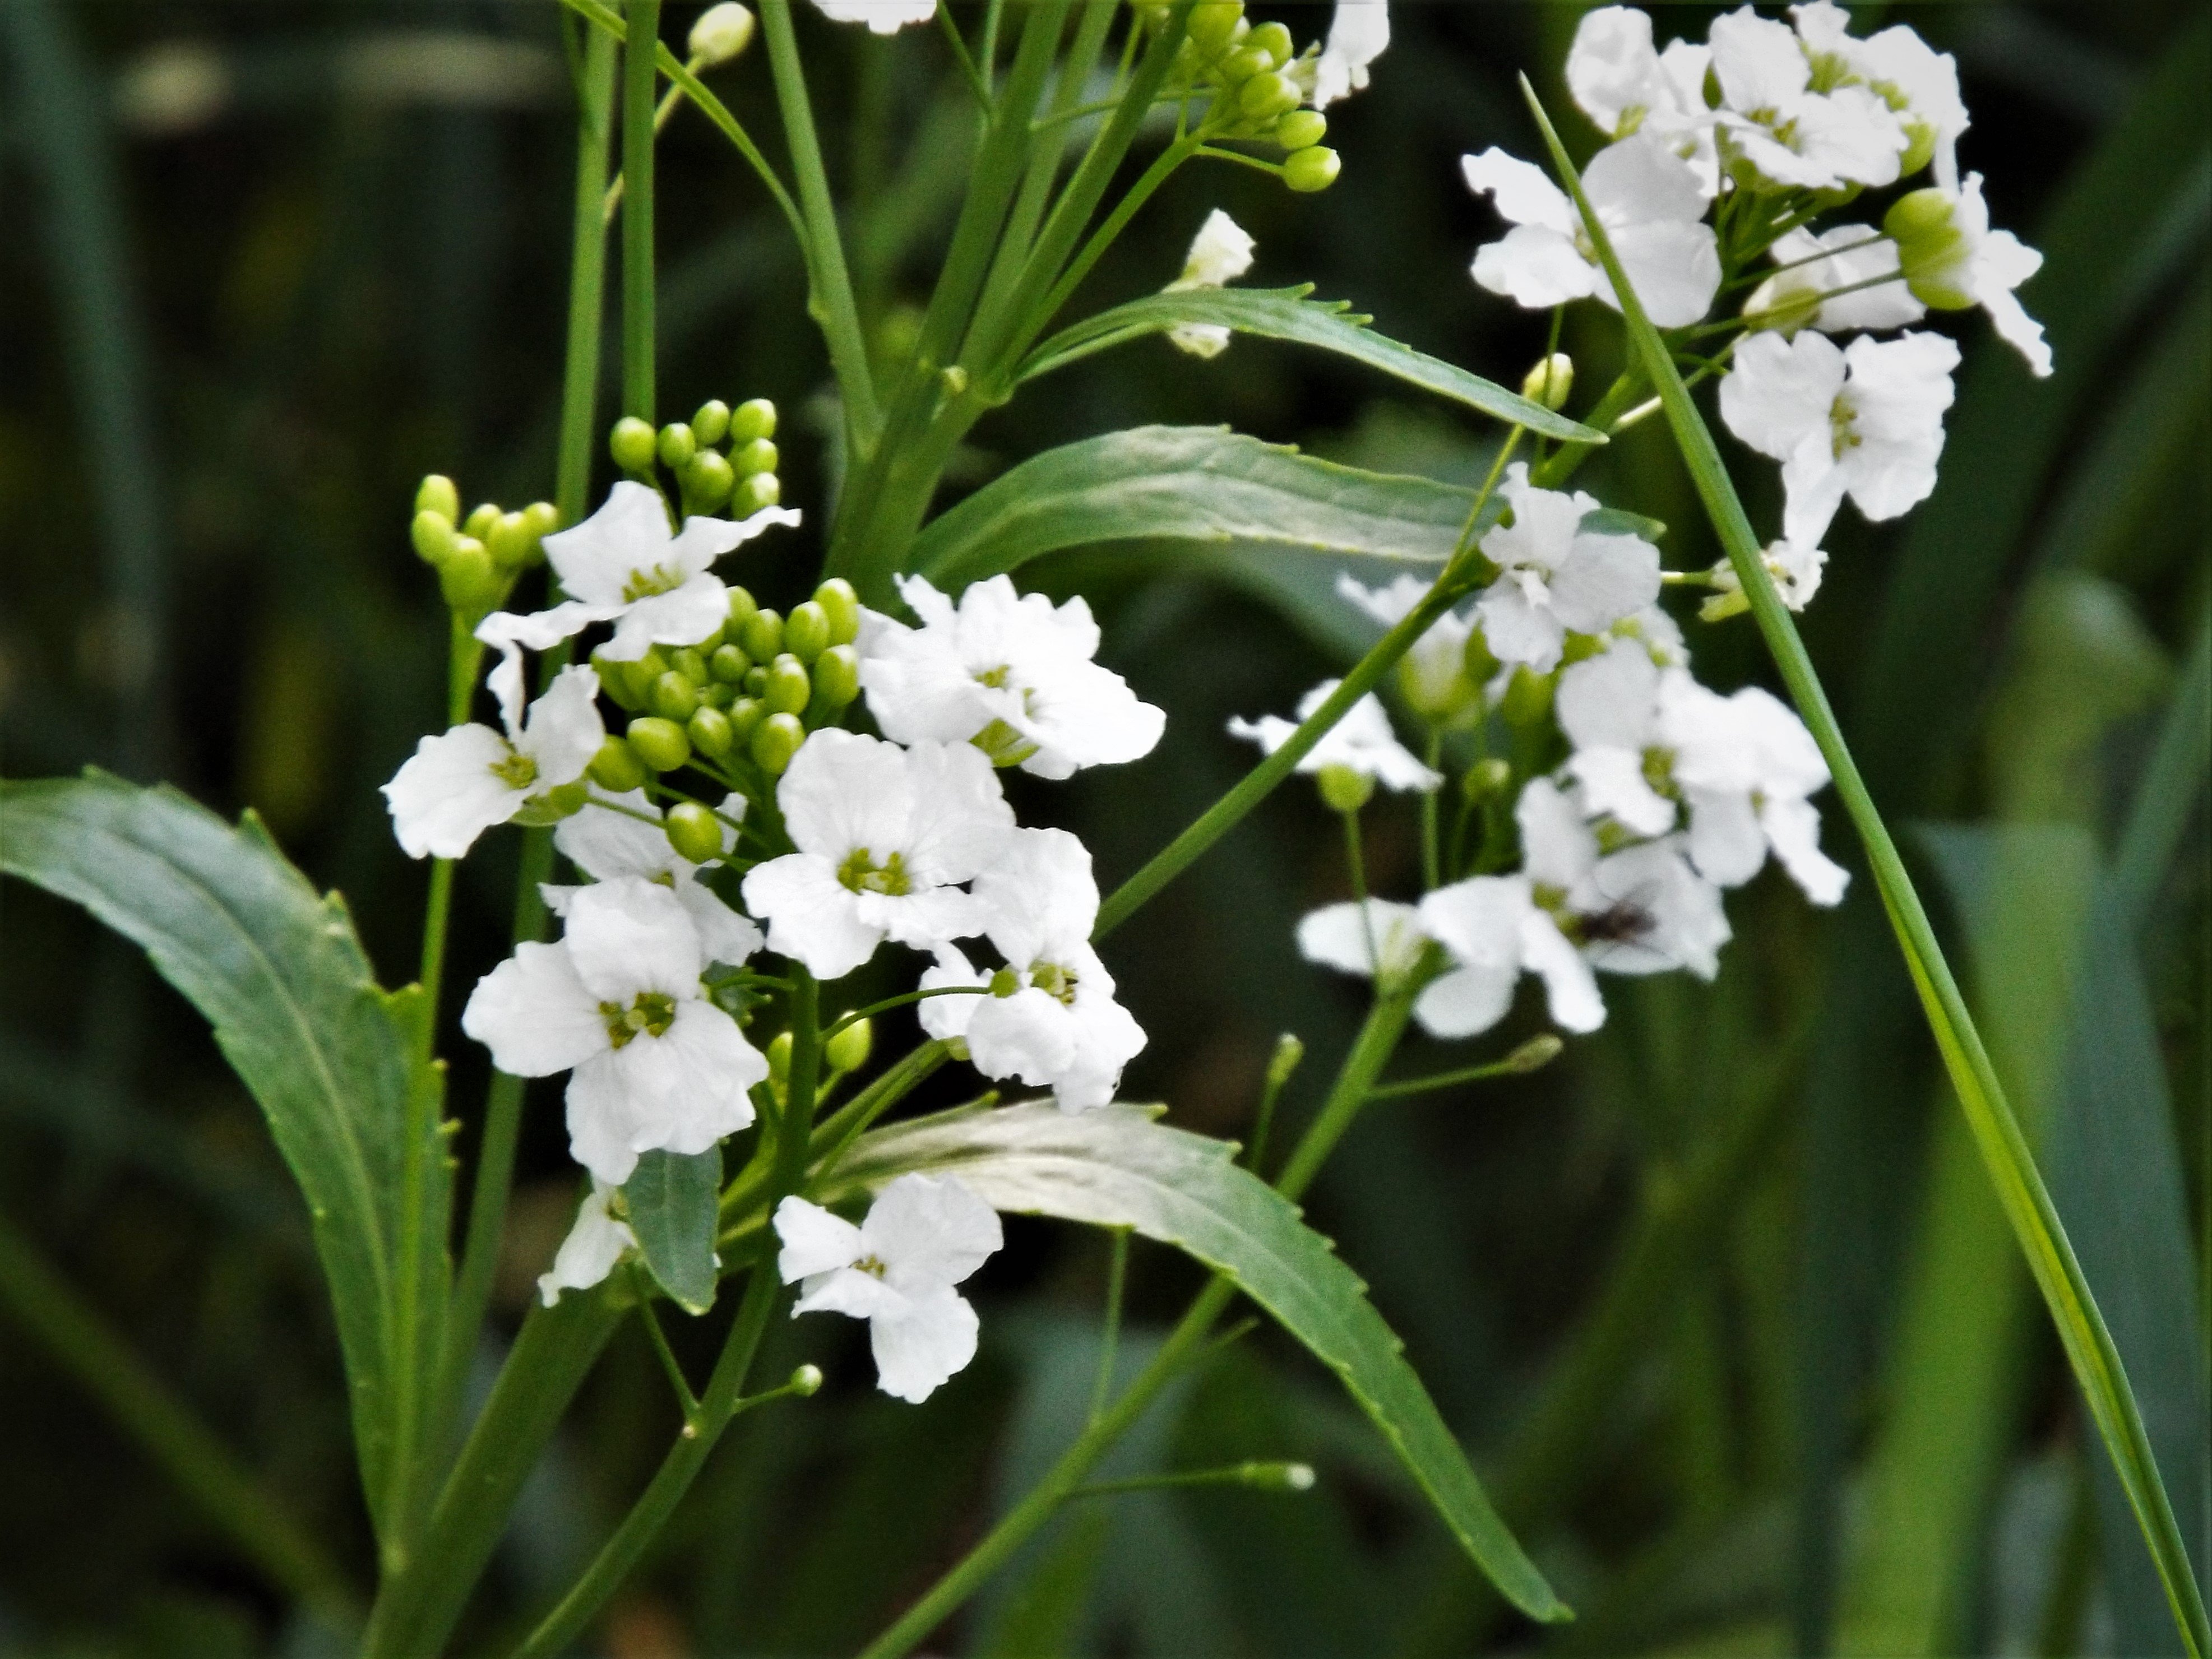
1,3,2205,1655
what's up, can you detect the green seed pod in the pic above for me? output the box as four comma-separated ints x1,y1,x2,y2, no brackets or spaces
651,670,702,722
763,653,812,716
825,1016,873,1074
766,1029,792,1080
1283,145,1342,193
710,643,752,683
732,437,778,478
411,509,458,565
751,711,805,775
813,577,861,645
610,415,658,473
809,643,860,717
726,584,760,631
784,600,831,664
1246,18,1293,67
512,778,589,826
739,607,783,662
665,801,725,865
687,703,736,760
1219,44,1270,85
1316,763,1374,815
587,735,650,793
415,474,461,521
657,423,697,471
733,472,782,516
669,646,709,685
691,399,732,446
729,396,778,443
682,448,734,514
487,509,536,571
1238,69,1300,121
464,503,502,543
725,697,765,745
627,715,692,772
1187,0,1242,57
701,680,735,709
1274,108,1326,151
437,537,499,614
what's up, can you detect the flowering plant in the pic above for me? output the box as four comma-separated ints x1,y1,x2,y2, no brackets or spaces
2,4,2204,1656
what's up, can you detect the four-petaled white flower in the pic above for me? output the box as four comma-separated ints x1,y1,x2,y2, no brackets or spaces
1745,225,1925,336
546,791,763,966
476,481,799,666
918,829,1145,1114
1463,137,1721,328
1707,6,1906,192
1566,7,1719,193
1164,209,1257,359
776,1173,1003,1403
810,0,935,35
1889,175,2052,378
1301,897,1524,1044
382,662,603,860
1312,0,1390,108
538,1178,636,1307
858,575,1164,780
1335,573,1483,726
1791,2,1968,189
1703,541,1827,618
1475,464,1663,673
1228,680,1443,793
1719,328,1960,546
742,730,1014,980
462,877,767,1185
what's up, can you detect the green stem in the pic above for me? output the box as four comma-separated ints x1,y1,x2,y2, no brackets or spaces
634,1283,702,1421
1089,1226,1130,1425
823,984,992,1042
413,610,482,1065
601,62,696,224
1420,731,1443,889
1523,78,2210,1659
0,1211,359,1623
1367,1056,1535,1100
621,0,660,421
1070,1461,1306,1498
933,0,993,110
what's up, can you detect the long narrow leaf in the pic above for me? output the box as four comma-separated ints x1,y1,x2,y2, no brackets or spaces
1519,81,2211,1659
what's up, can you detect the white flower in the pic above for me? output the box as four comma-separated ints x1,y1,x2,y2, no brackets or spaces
382,662,603,860
537,1178,636,1307
741,730,1014,980
688,2,756,64
1565,7,1719,192
1719,329,1960,546
461,877,766,1185
1474,465,1663,672
776,1173,1002,1403
1297,898,1429,984
545,790,763,965
1707,6,1906,192
810,0,935,34
858,575,1165,780
1163,209,1257,359
1887,175,2052,378
1556,642,1680,838
1744,225,1924,335
1463,137,1721,328
1312,0,1389,108
1791,2,1967,188
1228,679,1443,793
475,481,800,665
917,830,1145,1114
1335,573,1483,725
1702,540,1827,618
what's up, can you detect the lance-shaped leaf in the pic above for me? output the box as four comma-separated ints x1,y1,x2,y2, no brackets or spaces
820,1101,1566,1624
1016,287,1600,444
0,770,449,1545
625,1146,721,1315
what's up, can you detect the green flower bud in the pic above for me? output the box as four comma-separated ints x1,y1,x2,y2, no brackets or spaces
1238,70,1301,122
825,1016,873,1073
487,509,536,571
437,537,501,615
1274,108,1326,151
751,711,805,775
1283,145,1341,193
732,437,778,477
787,1362,823,1397
1463,626,1501,688
739,607,784,662
657,423,697,471
726,584,759,630
766,1029,792,1080
688,2,755,66
524,500,561,541
411,509,459,565
763,653,812,716
662,647,703,685
1884,187,1972,309
726,697,765,746
1501,665,1554,727
733,472,782,516
1506,1033,1565,1074
627,716,692,772
701,680,735,709
1237,1460,1317,1493
687,704,735,759
691,399,732,446
813,577,861,646
729,397,778,443
1464,756,1513,800
1316,763,1373,815
610,415,658,474
415,474,460,520
1265,1032,1305,1090
744,665,769,696
785,600,831,664
1187,1,1243,57
808,643,861,717
710,643,752,684
511,778,589,826
1246,19,1293,68
1522,351,1575,411
591,651,647,711
651,670,702,722
587,735,650,793
464,503,503,543
1219,45,1271,85
665,800,725,865
682,448,734,514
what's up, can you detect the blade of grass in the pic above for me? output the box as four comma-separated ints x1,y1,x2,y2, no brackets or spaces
1520,78,2211,1659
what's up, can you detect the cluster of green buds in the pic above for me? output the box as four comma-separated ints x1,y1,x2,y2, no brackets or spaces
609,396,782,521
587,575,863,791
1139,1,1341,192
409,475,559,621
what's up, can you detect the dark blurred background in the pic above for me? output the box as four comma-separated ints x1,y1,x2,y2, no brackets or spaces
1,3,2205,1655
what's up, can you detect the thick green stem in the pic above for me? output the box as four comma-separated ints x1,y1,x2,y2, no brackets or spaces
621,0,660,421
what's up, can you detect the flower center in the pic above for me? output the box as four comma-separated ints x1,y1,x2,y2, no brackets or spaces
620,563,686,602
600,991,677,1049
1641,746,1678,796
974,664,1012,689
854,1254,887,1278
1028,960,1079,1007
1829,392,1862,457
837,847,911,896
490,747,539,789
971,718,1042,770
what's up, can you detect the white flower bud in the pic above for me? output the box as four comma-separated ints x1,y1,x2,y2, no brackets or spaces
689,3,756,66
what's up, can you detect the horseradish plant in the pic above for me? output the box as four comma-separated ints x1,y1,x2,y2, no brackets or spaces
7,2,2206,1655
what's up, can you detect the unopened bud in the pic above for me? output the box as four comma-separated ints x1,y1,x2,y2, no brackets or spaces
487,509,536,571
1884,188,1972,309
762,654,812,716
587,735,650,793
787,1362,823,1397
627,715,692,772
1274,108,1326,151
524,501,561,540
739,608,784,663
729,397,778,444
725,697,765,747
438,537,500,615
808,644,861,718
651,670,702,722
710,644,752,684
683,449,735,513
813,577,862,646
511,778,589,826
1521,352,1574,411
732,437,778,478
1187,0,1243,57
733,472,782,516
415,474,460,520
665,801,725,865
751,711,805,775
1219,45,1271,85
658,423,697,471
1283,145,1341,193
687,704,735,760
825,1016,873,1073
1246,19,1293,68
1500,664,1554,727
1463,757,1513,800
691,399,732,446
1506,1033,1564,1074
1266,1032,1304,1090
766,1030,792,1080
610,415,658,474
411,509,458,565
1238,1460,1316,1491
462,503,501,544
726,584,760,630
785,600,831,664
1316,763,1373,815
689,2,756,66
1239,71,1301,122
669,646,709,685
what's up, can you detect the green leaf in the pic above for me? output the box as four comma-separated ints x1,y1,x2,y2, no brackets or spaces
624,1147,721,1315
1016,287,1601,444
909,425,1490,588
1517,81,2212,1659
0,770,448,1545
823,1101,1567,1625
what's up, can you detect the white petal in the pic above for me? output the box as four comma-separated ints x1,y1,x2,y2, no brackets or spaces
1549,532,1662,637
1516,777,1601,891
868,1284,980,1402
1685,788,1769,887
667,504,803,574
1760,793,1850,906
793,1264,900,1319
537,1179,636,1306
743,854,884,980
1472,226,1602,311
461,941,608,1077
868,886,989,955
1585,134,1709,229
1979,281,2053,379
611,998,765,1156
1780,431,1851,548
675,885,763,967
1608,219,1722,328
776,729,912,865
1412,963,1517,1040
1312,0,1390,107
1519,911,1607,1032
974,828,1097,969
382,724,525,859
1569,747,1677,837
516,664,607,786
541,481,676,607
1055,982,1145,1113
1418,876,1535,974
562,878,705,1003
1556,638,1660,752
900,740,1016,886
556,791,681,883
1473,586,1566,673
917,947,986,1042
1461,147,1576,235
1297,900,1428,980
964,988,1081,1089
812,0,936,33
602,573,731,662
864,1172,1003,1290
1176,208,1256,288
775,1195,866,1282
1720,330,1843,464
